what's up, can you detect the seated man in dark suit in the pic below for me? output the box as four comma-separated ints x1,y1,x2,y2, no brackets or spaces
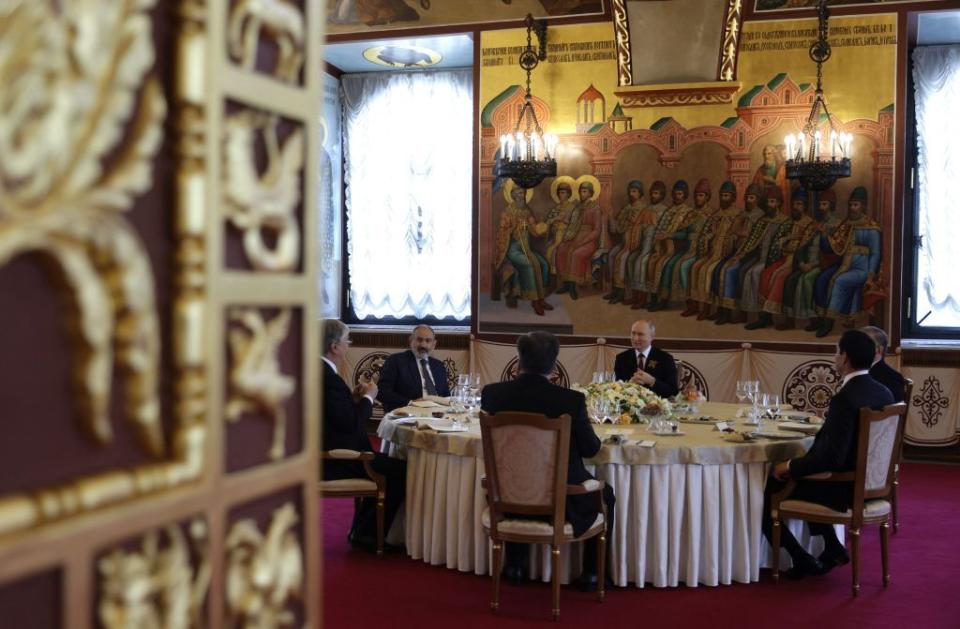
377,324,451,412
612,319,679,398
861,325,906,402
763,330,894,577
481,331,615,591
322,319,406,551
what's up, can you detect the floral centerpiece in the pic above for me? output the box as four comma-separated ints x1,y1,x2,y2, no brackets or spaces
571,381,672,425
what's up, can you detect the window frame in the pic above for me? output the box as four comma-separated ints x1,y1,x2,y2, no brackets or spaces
902,38,960,341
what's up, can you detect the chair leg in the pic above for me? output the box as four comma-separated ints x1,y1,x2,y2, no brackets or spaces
376,493,385,557
771,517,781,583
881,520,891,587
892,465,900,534
597,531,606,603
491,540,502,613
551,545,561,621
850,528,861,597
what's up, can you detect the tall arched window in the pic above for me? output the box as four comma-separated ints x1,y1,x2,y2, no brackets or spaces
341,70,473,321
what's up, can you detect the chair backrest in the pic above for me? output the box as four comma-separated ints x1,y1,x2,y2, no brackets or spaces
479,411,571,538
903,378,914,407
852,403,908,521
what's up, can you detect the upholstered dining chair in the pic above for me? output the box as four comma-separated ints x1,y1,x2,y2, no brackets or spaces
319,450,386,556
892,378,913,533
479,411,607,621
770,402,908,596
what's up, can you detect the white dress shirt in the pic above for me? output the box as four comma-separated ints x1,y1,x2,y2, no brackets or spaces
841,369,870,389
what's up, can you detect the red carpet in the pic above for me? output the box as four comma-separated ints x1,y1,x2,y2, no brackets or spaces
321,463,960,628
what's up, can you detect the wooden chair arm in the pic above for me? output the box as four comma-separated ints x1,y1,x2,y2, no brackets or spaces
322,449,375,461
566,479,605,495
798,471,855,483
321,450,384,487
568,480,607,519
771,471,856,508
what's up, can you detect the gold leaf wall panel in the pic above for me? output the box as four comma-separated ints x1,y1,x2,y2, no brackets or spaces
0,0,323,625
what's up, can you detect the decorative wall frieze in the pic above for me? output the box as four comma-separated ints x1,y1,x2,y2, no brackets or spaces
719,0,744,81
611,0,632,87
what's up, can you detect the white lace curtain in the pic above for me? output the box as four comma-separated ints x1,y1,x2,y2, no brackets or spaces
913,45,960,328
341,70,472,320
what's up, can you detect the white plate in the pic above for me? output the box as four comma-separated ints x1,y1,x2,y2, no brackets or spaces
651,430,685,436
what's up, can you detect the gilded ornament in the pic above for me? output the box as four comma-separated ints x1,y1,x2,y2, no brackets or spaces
227,308,296,460
226,503,303,628
98,519,211,629
227,0,305,83
0,0,166,456
223,112,304,272
0,0,210,539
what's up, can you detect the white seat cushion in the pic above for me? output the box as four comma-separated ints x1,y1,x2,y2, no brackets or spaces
780,498,891,521
320,478,378,493
481,508,604,539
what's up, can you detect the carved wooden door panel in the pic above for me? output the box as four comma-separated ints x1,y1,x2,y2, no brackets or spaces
0,1,322,626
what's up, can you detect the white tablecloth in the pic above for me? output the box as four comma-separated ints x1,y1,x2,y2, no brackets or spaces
379,403,834,587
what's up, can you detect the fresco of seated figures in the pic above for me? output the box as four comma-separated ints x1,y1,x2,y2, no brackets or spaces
477,15,896,344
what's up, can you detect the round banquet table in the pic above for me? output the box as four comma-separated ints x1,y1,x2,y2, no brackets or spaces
377,401,833,588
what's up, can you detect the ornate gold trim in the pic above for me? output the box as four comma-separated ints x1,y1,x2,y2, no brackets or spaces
226,308,296,461
611,0,632,87
227,0,306,83
615,81,743,108
0,0,208,539
719,0,744,81
226,502,303,627
98,518,211,629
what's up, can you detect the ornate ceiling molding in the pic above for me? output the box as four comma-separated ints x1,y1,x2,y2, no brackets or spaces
615,82,744,109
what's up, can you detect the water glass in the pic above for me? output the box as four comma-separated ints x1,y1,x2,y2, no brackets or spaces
770,394,782,420
592,371,602,384
457,373,469,387
600,399,614,424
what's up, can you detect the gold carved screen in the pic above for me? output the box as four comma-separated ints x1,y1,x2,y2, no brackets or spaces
0,0,322,626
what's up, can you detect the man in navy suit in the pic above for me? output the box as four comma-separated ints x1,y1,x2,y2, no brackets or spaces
861,326,907,402
762,330,894,577
481,331,614,591
612,319,679,398
322,320,406,551
377,324,451,412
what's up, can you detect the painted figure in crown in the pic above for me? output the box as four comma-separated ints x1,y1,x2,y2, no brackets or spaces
494,181,552,316
542,176,578,277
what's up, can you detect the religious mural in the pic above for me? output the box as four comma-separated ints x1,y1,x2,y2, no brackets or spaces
477,15,896,342
327,0,606,34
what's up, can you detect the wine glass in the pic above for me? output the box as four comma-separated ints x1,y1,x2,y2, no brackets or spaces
457,373,469,387
769,394,782,421
592,371,602,384
735,381,748,417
